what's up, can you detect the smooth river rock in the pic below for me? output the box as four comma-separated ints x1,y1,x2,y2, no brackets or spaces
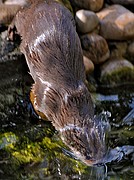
70,0,104,12
81,33,110,64
100,58,134,85
75,10,99,33
97,5,134,40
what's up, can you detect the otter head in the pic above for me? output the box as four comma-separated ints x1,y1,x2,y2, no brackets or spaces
60,118,107,166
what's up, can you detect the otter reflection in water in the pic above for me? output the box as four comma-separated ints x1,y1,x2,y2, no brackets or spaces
8,0,108,165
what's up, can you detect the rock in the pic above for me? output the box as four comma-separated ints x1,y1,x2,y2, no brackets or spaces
0,4,21,25
126,41,134,62
127,42,134,57
83,55,94,74
4,0,27,6
100,58,134,85
75,10,99,33
97,5,134,40
70,0,104,12
108,0,134,5
108,41,127,58
57,0,73,13
80,33,110,64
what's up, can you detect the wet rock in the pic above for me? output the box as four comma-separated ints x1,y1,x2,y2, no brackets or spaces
0,4,21,25
83,55,94,74
70,0,104,12
81,33,110,64
75,10,99,33
100,58,134,85
97,5,134,40
108,41,127,58
108,0,134,5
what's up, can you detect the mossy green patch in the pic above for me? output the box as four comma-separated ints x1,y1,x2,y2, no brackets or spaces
0,132,18,150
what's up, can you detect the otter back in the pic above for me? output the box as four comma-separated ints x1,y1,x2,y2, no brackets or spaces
13,0,85,89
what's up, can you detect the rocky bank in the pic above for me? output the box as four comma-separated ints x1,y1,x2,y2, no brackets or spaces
0,0,134,90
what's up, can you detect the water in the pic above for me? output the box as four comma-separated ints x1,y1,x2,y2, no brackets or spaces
0,77,133,179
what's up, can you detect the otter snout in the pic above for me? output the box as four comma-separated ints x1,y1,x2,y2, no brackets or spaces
60,114,109,166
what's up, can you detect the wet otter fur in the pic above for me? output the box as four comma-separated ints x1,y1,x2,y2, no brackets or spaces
8,0,106,165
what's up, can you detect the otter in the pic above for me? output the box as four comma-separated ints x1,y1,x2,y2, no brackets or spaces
8,0,106,165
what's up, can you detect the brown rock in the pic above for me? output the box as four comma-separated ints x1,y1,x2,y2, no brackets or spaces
75,10,99,33
97,5,134,40
108,41,127,58
81,33,110,64
70,0,104,12
83,55,94,74
0,4,21,25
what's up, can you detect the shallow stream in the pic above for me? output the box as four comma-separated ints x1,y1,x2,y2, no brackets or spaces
0,75,133,179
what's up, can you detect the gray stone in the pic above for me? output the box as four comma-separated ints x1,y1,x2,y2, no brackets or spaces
75,10,99,33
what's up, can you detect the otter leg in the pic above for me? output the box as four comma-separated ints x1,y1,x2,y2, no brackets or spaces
30,84,49,121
